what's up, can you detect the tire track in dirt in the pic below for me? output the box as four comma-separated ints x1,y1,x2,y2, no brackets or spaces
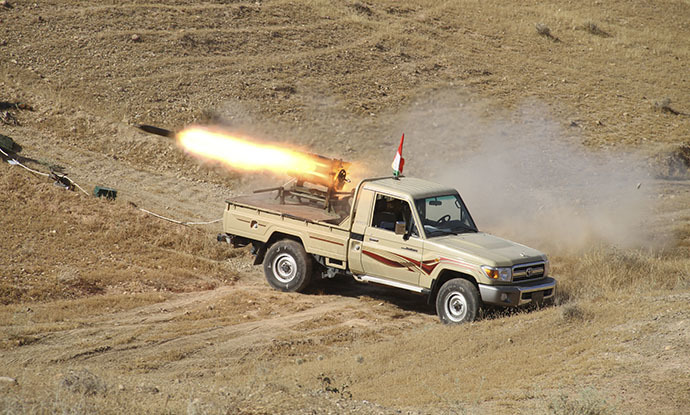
9,282,431,373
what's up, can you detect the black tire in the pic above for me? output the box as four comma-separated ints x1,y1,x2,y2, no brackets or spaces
263,239,313,292
436,278,479,324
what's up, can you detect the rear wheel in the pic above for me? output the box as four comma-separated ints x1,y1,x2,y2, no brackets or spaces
263,239,312,292
436,278,479,324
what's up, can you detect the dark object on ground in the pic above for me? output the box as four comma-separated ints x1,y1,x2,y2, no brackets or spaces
1,111,19,125
653,143,690,179
94,185,117,200
59,369,107,397
50,172,75,190
665,144,690,178
0,133,19,153
582,21,612,37
654,98,686,116
0,101,33,111
536,23,560,42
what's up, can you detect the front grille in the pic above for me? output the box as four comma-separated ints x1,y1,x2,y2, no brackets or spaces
513,261,545,282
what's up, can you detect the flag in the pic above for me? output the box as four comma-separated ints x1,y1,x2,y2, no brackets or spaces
391,133,405,177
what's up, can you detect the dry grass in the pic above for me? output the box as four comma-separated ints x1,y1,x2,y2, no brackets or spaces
2,0,688,158
560,303,587,322
0,168,238,305
0,292,185,352
580,21,611,38
552,246,690,303
59,369,108,397
536,23,560,42
0,374,401,415
266,292,686,413
1,283,688,413
549,388,616,415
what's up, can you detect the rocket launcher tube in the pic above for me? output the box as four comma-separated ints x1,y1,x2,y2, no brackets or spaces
137,124,351,192
288,153,351,191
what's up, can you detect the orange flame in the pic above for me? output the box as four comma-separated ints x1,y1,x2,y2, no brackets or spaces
176,126,325,177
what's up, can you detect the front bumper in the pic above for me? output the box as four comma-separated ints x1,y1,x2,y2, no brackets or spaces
478,277,556,306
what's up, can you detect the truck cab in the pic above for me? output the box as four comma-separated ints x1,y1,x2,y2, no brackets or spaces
346,177,555,323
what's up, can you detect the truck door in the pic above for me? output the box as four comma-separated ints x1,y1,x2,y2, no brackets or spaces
360,194,423,286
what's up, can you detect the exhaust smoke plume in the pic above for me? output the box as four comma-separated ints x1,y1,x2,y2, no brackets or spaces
394,95,657,253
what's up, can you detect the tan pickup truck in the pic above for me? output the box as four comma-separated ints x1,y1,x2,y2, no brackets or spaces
219,176,556,323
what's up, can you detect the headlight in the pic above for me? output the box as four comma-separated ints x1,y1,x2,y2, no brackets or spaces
481,266,512,282
544,259,550,277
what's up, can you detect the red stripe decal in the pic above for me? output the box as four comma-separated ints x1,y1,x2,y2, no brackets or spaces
364,251,476,276
440,257,475,270
421,261,440,274
396,254,434,275
309,235,344,246
362,250,405,268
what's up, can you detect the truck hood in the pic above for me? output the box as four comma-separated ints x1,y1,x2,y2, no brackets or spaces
429,232,545,267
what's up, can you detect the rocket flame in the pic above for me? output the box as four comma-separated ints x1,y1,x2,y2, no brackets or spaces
176,126,326,178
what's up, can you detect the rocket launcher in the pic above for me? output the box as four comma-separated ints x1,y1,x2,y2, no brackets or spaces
137,124,352,211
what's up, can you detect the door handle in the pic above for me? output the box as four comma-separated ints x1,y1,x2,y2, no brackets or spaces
368,238,379,242
401,247,418,252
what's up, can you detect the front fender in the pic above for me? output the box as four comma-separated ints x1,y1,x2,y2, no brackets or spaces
422,260,484,292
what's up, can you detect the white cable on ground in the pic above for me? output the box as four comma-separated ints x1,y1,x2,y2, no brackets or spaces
2,146,90,196
136,208,222,226
1,147,50,177
2,146,221,226
184,218,223,225
70,180,91,196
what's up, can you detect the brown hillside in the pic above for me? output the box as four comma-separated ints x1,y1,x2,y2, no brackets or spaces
1,1,688,413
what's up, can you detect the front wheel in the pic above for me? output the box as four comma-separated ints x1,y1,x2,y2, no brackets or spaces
436,278,479,324
263,239,313,292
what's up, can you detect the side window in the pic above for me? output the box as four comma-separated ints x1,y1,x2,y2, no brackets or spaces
371,194,418,237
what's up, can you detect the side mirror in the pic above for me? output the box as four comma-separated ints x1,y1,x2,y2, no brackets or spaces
394,221,406,235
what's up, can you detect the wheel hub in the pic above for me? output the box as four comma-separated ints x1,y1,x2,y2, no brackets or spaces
273,253,297,284
445,293,468,322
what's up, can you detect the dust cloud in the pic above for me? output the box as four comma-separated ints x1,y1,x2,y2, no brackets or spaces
208,91,659,254
391,93,657,253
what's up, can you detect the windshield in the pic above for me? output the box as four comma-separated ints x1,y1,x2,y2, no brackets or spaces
415,194,477,238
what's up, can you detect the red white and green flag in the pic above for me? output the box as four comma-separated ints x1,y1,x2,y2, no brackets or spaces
391,133,405,177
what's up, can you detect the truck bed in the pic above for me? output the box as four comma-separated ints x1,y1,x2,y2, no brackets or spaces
223,194,351,267
229,194,346,224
